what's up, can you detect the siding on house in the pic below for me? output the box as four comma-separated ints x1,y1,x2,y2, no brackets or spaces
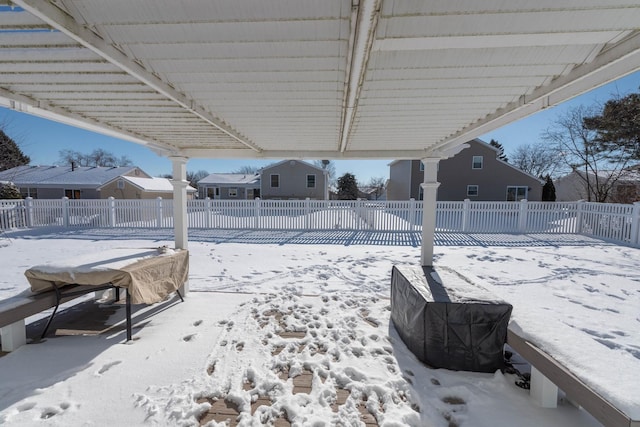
0,165,192,199
260,160,328,200
387,139,544,201
197,173,260,200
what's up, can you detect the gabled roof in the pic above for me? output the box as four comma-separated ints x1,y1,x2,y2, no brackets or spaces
0,165,140,188
261,159,326,174
106,176,196,193
560,169,640,183
198,173,260,185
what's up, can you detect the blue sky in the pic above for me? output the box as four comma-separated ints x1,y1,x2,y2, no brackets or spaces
1,71,638,184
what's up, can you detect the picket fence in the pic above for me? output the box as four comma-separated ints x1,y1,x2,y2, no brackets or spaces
1,197,640,247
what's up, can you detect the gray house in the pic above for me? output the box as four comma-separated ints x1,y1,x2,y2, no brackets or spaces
197,173,261,200
260,160,329,200
387,139,544,201
0,165,194,199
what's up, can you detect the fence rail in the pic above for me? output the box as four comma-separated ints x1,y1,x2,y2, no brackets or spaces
1,197,639,247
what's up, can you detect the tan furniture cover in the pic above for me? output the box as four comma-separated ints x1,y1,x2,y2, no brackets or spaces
24,248,189,305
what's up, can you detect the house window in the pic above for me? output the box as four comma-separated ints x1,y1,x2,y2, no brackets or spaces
65,189,81,199
306,174,316,188
117,179,125,189
472,156,483,169
270,174,280,188
20,188,38,199
467,185,479,197
506,186,528,201
228,188,238,197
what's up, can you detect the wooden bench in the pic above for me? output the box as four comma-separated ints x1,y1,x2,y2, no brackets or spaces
0,284,107,351
507,328,640,427
390,265,639,427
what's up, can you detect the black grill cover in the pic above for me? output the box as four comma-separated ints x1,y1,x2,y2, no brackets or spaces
390,265,512,373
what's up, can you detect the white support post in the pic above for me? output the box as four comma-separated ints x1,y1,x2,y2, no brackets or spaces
1,320,26,352
576,200,586,234
305,198,311,230
254,197,261,229
170,156,189,296
420,157,441,267
205,197,211,229
530,366,559,408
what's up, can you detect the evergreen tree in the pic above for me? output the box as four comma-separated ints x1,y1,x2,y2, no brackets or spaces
0,182,21,199
583,91,640,160
336,173,359,200
0,129,30,171
541,174,556,202
489,139,508,162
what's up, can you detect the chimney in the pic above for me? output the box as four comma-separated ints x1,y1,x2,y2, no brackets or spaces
71,161,76,171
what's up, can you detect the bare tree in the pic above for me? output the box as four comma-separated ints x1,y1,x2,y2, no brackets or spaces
509,142,563,178
314,160,337,186
58,149,132,167
233,165,259,174
543,104,633,202
367,176,386,200
186,170,209,188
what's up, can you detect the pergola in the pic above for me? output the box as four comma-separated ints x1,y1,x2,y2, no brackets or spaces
2,0,640,269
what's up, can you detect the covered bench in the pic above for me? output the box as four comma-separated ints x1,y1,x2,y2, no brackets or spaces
1,247,188,351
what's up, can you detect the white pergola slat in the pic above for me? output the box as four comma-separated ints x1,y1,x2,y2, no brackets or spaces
2,0,640,264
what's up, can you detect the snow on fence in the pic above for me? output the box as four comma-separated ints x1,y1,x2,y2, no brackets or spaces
1,197,639,247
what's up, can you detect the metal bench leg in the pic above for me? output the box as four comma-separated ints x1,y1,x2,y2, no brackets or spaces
126,288,132,341
176,289,184,302
41,285,62,338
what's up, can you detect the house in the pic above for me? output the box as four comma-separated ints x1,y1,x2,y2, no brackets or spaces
260,160,329,200
554,168,640,203
0,165,195,199
197,173,261,200
387,139,544,201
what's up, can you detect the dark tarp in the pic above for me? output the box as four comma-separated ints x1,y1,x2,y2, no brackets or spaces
390,265,512,373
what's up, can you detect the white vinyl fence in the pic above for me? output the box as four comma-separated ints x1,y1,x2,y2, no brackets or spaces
2,197,640,247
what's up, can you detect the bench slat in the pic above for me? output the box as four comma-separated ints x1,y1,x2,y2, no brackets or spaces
507,328,635,427
0,286,93,329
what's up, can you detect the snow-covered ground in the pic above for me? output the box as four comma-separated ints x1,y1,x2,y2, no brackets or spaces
0,228,638,426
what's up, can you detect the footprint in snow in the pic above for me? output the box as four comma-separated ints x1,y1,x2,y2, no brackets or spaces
97,360,122,375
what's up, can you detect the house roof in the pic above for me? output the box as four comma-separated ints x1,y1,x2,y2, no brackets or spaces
261,159,327,174
0,165,140,188
2,2,639,163
198,173,260,185
113,176,197,193
560,169,640,183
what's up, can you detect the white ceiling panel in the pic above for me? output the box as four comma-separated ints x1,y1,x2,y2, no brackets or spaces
0,0,638,160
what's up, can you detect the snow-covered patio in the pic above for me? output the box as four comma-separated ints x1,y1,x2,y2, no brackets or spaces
0,228,638,426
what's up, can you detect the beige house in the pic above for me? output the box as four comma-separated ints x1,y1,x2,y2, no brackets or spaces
0,165,194,199
260,160,329,200
555,169,640,203
387,139,544,201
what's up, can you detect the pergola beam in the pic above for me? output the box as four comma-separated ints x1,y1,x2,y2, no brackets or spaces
13,0,260,154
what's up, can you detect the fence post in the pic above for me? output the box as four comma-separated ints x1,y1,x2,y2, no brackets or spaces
575,200,585,234
25,197,33,227
630,202,640,247
62,197,70,227
107,197,116,227
518,199,529,232
156,197,163,228
305,198,311,230
462,199,470,232
205,197,211,229
254,198,261,229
